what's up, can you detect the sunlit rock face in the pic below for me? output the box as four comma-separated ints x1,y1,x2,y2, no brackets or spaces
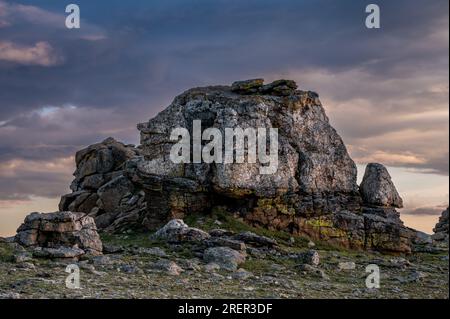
57,79,415,253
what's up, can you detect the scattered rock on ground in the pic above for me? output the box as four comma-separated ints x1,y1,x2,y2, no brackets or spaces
152,260,184,276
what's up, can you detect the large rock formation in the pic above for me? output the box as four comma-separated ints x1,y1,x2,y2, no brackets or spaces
58,79,415,253
15,211,102,258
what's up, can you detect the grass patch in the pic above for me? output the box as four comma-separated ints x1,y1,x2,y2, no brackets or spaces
184,207,310,249
101,233,170,250
0,243,14,263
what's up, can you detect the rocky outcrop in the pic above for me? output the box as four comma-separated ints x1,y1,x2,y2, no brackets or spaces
56,79,418,253
15,211,102,258
59,138,146,232
433,208,449,245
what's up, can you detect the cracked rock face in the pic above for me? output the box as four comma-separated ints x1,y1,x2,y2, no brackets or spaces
15,211,102,258
137,80,357,197
59,138,147,232
360,163,403,208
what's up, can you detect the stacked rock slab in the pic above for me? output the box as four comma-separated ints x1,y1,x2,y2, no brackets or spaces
59,137,147,232
56,79,416,253
15,211,102,258
359,163,410,253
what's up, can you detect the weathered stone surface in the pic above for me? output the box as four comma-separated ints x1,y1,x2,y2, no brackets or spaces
360,163,403,208
59,138,146,232
364,213,411,254
137,79,357,198
151,219,210,242
260,79,298,96
432,207,449,245
15,211,102,257
203,246,246,271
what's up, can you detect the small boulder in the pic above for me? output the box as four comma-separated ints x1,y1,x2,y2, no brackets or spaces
360,163,403,208
297,250,320,266
152,260,184,276
337,261,356,271
234,231,277,247
297,264,329,280
231,268,254,280
151,219,210,242
203,246,246,271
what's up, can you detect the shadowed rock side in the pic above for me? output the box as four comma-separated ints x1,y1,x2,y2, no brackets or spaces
433,208,449,246
57,79,422,253
58,138,147,232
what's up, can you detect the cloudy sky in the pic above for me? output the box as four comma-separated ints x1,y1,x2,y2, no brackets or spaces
0,0,448,235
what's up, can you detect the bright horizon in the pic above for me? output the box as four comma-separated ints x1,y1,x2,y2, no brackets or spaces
0,162,447,237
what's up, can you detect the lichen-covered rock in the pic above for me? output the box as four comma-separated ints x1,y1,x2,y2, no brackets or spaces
360,163,403,208
15,211,103,258
231,78,264,94
260,79,298,96
363,213,411,254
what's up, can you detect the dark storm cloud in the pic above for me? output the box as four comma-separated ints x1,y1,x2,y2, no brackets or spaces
0,0,448,200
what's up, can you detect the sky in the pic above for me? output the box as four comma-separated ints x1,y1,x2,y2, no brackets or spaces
0,0,448,236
